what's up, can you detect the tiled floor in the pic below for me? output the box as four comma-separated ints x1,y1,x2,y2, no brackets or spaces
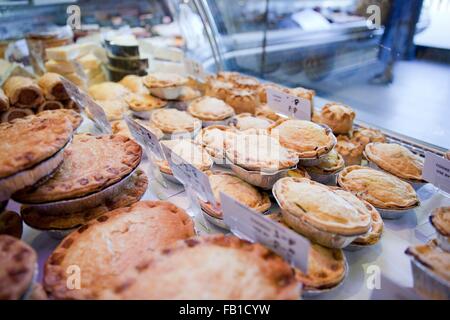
321,59,450,150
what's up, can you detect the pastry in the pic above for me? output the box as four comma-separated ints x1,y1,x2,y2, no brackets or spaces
187,96,235,122
99,235,299,300
352,127,386,148
225,89,259,115
178,86,202,101
20,169,148,230
232,76,260,91
111,119,164,141
255,104,282,121
195,125,235,162
338,165,419,210
430,207,450,237
287,167,311,179
1,107,34,123
119,75,148,94
40,109,82,131
38,73,69,101
0,112,73,200
215,71,242,81
269,119,336,159
158,139,213,175
150,108,201,135
320,103,355,135
205,79,234,101
93,99,128,121
225,132,299,171
3,76,44,108
125,93,167,119
0,210,23,239
231,113,274,131
88,82,130,101
142,73,188,100
44,201,195,299
364,142,424,181
273,178,371,238
0,88,9,112
335,135,363,166
13,133,142,203
307,148,345,175
200,171,271,218
258,83,285,104
0,235,37,300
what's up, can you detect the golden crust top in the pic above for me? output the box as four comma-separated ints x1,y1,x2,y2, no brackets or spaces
430,206,450,237
150,108,201,134
125,93,167,112
195,125,236,159
142,73,188,88
320,103,355,134
232,113,274,131
88,82,130,101
187,96,235,121
111,119,163,141
308,148,345,174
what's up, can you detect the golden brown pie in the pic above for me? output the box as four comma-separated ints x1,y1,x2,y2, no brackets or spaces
142,73,188,100
125,93,167,113
307,148,345,174
320,103,355,135
0,235,37,300
98,235,299,300
195,125,235,161
287,167,311,179
269,119,336,159
335,135,364,166
0,210,23,239
93,99,129,121
188,96,235,121
352,127,386,148
44,201,195,299
273,177,371,236
364,142,424,181
231,76,260,91
150,108,201,135
200,171,271,218
225,89,259,115
111,119,164,141
13,133,142,203
40,109,82,131
205,79,234,101
338,165,419,209
430,207,450,237
119,75,148,94
232,113,274,131
88,82,130,101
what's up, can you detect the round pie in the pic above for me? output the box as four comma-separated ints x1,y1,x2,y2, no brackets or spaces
13,133,142,203
205,79,234,101
44,201,195,299
125,93,167,112
352,127,386,148
232,76,260,91
225,89,259,115
99,235,299,300
111,119,164,141
335,135,363,166
338,165,419,209
0,235,37,300
201,171,271,218
187,96,235,121
225,132,299,171
93,99,129,121
320,103,355,134
269,119,336,159
232,113,274,131
119,75,148,94
40,109,82,131
430,207,450,237
364,142,424,181
307,148,345,175
273,177,371,237
150,108,201,135
88,82,130,101
195,125,235,161
143,73,188,88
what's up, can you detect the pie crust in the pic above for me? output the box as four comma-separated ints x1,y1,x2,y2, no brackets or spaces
320,103,355,134
430,207,450,237
364,142,424,181
125,93,167,112
99,235,299,300
195,125,235,160
13,133,142,203
187,96,235,121
273,177,371,236
200,171,271,218
0,235,37,300
335,135,363,166
225,89,259,115
338,165,419,209
205,79,234,101
119,75,148,94
93,99,129,121
39,109,82,131
269,119,336,159
352,128,386,148
111,119,164,141
232,76,260,91
44,201,195,299
150,108,201,134
232,113,274,131
307,148,345,174
287,167,311,179
0,210,23,239
142,73,188,88
88,82,130,101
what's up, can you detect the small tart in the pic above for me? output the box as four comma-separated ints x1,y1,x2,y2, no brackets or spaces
430,207,450,237
269,119,336,159
142,73,188,88
205,79,234,101
44,201,195,300
201,171,271,218
225,89,259,115
232,113,274,131
405,239,450,283
119,75,148,94
111,119,164,140
0,111,73,179
273,177,371,236
13,133,142,203
307,148,345,174
320,103,355,135
150,108,201,134
39,109,82,131
225,132,299,171
187,96,235,121
352,127,386,148
332,188,383,246
0,235,37,300
364,142,424,181
99,235,299,300
338,165,419,209
335,135,363,166
231,76,260,91
195,125,235,160
94,99,129,121
158,139,213,174
88,82,130,101
125,93,167,112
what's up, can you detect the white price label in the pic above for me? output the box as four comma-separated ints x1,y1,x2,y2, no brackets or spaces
61,77,111,134
184,58,205,81
221,193,309,273
423,152,450,194
161,143,216,206
124,115,164,159
266,87,311,120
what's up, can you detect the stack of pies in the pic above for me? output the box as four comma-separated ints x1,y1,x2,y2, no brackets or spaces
430,207,449,252
0,111,74,201
150,108,201,139
319,103,355,135
44,201,195,299
306,148,345,185
187,96,235,126
13,133,144,231
232,113,274,131
99,235,299,300
143,73,188,100
195,125,236,165
338,165,419,219
273,177,372,248
111,119,164,141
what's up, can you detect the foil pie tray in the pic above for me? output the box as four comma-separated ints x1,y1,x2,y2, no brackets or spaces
409,257,450,300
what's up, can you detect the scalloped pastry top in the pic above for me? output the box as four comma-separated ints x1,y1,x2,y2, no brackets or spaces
338,165,419,209
125,93,167,112
187,97,235,121
232,113,274,131
142,73,187,88
365,143,424,181
273,177,371,235
150,108,201,134
308,148,345,174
